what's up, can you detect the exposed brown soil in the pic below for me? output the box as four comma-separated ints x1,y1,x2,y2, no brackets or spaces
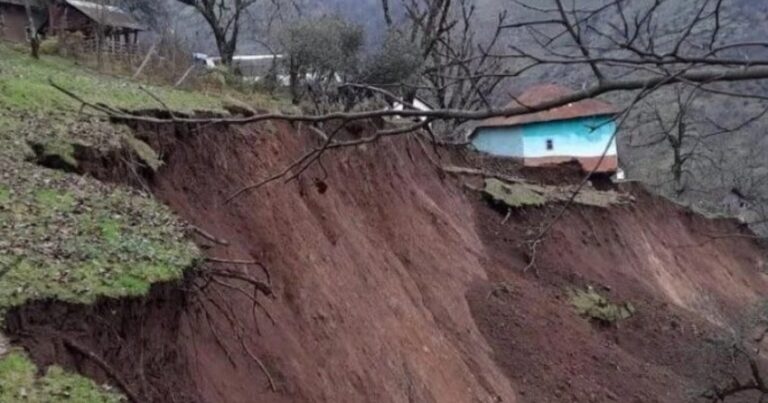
468,185,768,402
7,121,768,402
523,155,618,173
6,283,197,402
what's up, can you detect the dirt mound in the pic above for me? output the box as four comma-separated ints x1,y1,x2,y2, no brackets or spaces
7,121,768,402
469,185,768,402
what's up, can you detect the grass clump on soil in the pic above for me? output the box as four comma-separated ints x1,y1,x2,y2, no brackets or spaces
484,178,547,207
569,286,635,324
0,43,203,314
29,138,79,171
120,135,163,172
0,44,226,113
0,43,206,401
0,351,122,402
0,43,287,116
0,158,199,312
483,178,633,210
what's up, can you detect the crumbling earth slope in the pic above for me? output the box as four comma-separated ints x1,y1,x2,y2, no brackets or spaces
8,121,768,402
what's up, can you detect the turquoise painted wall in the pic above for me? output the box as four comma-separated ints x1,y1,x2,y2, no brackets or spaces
470,126,525,156
472,115,617,158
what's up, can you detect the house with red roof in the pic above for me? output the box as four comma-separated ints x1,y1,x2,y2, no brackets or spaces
469,84,619,173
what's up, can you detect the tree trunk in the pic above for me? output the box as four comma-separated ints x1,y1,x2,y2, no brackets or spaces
220,46,235,66
289,57,300,104
23,0,39,59
30,38,40,59
214,32,234,66
672,149,684,196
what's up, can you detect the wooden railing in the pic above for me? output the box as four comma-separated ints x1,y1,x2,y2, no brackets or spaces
79,37,139,56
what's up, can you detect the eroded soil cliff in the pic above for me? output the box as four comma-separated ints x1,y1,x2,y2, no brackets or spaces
7,121,768,402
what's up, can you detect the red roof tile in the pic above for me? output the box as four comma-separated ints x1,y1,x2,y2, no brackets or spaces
476,84,618,130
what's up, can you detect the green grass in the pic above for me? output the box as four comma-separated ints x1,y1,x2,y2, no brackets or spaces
0,157,199,312
0,43,217,403
0,43,203,310
0,351,122,402
0,45,226,113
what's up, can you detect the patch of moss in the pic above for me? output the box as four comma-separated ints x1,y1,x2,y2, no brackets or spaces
484,178,547,207
0,351,123,402
569,286,635,324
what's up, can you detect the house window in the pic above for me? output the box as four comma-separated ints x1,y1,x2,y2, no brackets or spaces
546,139,554,151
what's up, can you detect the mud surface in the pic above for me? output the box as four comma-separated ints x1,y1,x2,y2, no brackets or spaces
7,121,768,402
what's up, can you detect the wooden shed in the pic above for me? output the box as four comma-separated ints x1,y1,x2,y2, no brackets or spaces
0,0,46,43
48,0,145,49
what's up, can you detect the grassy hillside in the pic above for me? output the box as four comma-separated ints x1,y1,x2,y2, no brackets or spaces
0,45,226,112
0,44,220,400
0,44,207,312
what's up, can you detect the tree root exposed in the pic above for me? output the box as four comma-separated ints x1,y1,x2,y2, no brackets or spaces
187,260,278,393
62,336,142,403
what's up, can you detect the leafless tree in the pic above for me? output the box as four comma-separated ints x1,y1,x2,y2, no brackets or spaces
174,0,260,65
698,142,768,235
117,0,169,30
364,0,510,130
702,302,768,402
52,0,768,239
630,85,768,196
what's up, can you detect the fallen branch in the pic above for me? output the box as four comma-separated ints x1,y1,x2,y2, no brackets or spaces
226,120,431,203
50,66,768,126
139,86,177,121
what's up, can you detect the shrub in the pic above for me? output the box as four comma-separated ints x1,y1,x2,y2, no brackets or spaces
38,37,61,56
